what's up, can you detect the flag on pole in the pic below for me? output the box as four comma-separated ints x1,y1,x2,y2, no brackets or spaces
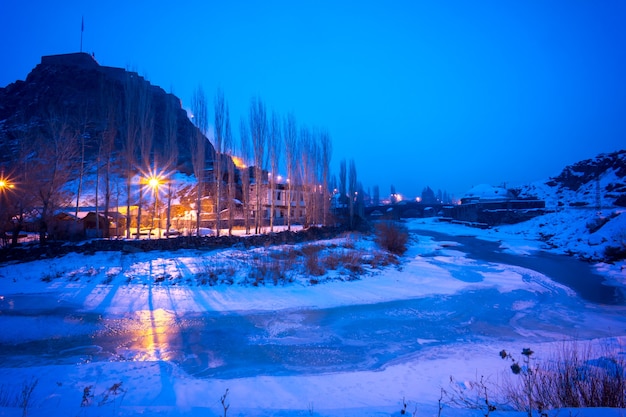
81,16,84,32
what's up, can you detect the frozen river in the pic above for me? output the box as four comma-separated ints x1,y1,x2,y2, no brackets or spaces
0,231,624,379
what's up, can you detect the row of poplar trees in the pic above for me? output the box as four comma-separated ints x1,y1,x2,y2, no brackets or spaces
187,86,336,236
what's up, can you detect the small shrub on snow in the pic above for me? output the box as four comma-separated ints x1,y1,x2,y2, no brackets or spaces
250,257,287,286
443,374,497,416
375,221,409,255
502,342,626,412
304,249,326,276
323,252,342,270
366,251,397,268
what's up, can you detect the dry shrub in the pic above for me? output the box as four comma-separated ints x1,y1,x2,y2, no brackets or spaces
197,261,238,286
251,257,288,286
339,232,357,249
324,252,342,270
301,244,324,257
322,250,366,274
503,341,626,411
375,221,409,255
268,247,299,262
367,251,398,268
305,249,326,276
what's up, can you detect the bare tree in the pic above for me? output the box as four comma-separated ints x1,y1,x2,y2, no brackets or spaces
213,89,226,237
99,79,119,238
123,73,141,238
249,97,267,234
31,110,78,242
268,111,281,232
239,118,251,234
339,159,347,211
191,86,208,237
3,118,38,246
163,92,179,237
298,126,318,227
283,113,298,231
73,102,90,224
136,77,153,237
372,185,380,206
319,129,332,226
224,106,235,236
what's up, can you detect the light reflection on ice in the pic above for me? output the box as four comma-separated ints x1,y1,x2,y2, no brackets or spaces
124,308,179,362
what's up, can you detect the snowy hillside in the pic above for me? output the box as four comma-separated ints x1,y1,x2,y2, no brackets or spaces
514,150,626,262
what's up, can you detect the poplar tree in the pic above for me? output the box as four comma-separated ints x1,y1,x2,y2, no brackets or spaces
191,86,208,237
283,113,298,231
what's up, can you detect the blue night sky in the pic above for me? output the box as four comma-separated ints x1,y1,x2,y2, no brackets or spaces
1,1,625,199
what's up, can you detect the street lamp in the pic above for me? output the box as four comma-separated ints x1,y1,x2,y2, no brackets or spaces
0,179,14,190
148,176,160,238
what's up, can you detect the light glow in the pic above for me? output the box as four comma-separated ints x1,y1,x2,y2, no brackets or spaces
231,156,246,169
148,177,160,188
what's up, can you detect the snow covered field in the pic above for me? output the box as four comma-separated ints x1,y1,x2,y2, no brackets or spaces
0,217,624,416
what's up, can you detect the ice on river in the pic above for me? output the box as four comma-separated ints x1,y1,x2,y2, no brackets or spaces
0,219,625,416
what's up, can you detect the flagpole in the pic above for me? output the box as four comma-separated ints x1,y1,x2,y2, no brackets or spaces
80,16,84,52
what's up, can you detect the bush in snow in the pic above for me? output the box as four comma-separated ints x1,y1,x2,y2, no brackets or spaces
304,249,326,276
500,342,626,414
375,221,409,255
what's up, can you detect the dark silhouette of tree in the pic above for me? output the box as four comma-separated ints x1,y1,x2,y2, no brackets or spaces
348,159,357,229
339,159,347,209
372,185,380,206
320,129,332,226
421,186,436,204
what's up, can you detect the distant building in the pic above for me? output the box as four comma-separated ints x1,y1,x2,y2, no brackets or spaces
444,184,545,226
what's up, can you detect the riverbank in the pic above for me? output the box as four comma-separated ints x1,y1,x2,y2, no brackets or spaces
0,220,625,416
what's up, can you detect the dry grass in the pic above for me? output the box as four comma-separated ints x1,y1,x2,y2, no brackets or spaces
249,256,289,286
304,249,326,276
375,221,409,255
502,341,626,412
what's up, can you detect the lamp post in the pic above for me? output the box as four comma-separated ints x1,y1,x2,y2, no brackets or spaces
148,177,160,238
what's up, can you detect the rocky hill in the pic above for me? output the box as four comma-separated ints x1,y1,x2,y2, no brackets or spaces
514,150,626,262
518,150,626,209
0,52,216,173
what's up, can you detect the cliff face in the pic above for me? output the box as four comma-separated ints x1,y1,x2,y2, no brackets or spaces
0,52,213,173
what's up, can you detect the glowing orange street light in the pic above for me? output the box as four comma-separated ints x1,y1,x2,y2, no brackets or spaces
148,177,160,189
0,179,14,190
148,176,161,237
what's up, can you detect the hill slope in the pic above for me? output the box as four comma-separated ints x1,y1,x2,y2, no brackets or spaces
514,150,626,261
0,52,215,173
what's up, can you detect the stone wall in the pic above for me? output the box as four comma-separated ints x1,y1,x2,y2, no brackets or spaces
0,226,346,264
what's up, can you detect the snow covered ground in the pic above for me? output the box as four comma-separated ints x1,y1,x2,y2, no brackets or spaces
0,215,625,416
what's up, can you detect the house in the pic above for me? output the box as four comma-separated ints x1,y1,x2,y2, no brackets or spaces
81,212,121,238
